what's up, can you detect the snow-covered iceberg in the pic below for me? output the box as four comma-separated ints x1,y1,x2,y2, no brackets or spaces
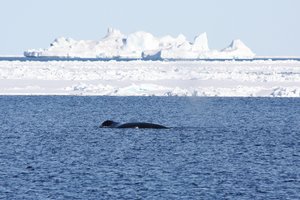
24,28,255,60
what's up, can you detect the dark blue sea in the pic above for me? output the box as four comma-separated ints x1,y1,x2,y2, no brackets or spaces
0,96,299,199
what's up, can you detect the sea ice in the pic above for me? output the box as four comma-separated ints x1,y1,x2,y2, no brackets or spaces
0,60,299,97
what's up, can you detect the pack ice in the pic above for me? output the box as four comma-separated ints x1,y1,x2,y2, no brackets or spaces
1,60,299,97
24,28,255,59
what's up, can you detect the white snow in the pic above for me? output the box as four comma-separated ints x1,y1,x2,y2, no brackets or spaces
24,28,255,59
0,60,299,97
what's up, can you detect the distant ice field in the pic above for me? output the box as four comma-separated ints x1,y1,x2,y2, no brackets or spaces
0,59,299,97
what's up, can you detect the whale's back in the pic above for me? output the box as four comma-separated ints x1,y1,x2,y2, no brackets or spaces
117,122,168,129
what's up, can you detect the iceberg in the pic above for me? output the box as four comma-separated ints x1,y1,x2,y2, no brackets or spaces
192,32,209,52
219,39,255,59
24,28,255,60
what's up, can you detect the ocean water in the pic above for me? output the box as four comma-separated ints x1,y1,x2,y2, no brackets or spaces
0,96,299,199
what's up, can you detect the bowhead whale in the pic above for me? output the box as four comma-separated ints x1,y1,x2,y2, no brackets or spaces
100,120,168,129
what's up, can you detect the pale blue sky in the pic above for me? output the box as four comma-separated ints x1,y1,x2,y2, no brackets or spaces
1,0,299,56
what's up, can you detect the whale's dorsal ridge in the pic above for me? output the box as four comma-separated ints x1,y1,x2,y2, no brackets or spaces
100,120,168,129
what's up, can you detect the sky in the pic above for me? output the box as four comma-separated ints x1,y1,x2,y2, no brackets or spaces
0,0,299,56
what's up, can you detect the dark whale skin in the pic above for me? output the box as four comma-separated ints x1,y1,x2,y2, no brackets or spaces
117,122,168,129
100,120,168,129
